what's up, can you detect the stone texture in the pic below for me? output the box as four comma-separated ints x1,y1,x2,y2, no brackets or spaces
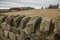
6,15,16,26
25,16,42,34
18,16,31,31
0,24,2,28
3,30,9,38
39,18,52,35
29,33,48,40
0,37,3,40
1,22,10,31
0,29,3,37
55,16,60,35
13,15,25,27
10,27,20,34
0,14,56,40
30,34,40,40
0,15,7,23
1,36,10,40
9,32,16,40
16,31,28,40
16,34,23,40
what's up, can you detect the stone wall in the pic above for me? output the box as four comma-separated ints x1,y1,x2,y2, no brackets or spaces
0,14,60,40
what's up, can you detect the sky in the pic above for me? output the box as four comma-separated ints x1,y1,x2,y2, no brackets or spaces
0,0,60,9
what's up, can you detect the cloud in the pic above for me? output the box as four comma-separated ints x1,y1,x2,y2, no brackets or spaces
0,0,59,9
0,0,59,4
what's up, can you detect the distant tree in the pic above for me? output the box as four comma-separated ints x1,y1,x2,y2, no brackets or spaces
57,4,59,8
41,7,43,9
48,4,59,9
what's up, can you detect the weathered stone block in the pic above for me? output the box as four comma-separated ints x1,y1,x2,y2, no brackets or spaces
24,16,42,34
16,31,28,40
13,15,25,27
40,18,52,35
6,15,15,26
6,15,19,26
18,16,31,30
0,24,2,28
0,15,7,23
1,36,10,40
3,30,9,38
55,16,60,35
10,27,19,34
30,34,48,40
9,32,16,40
1,22,10,31
0,29,3,37
0,37,3,40
16,34,23,40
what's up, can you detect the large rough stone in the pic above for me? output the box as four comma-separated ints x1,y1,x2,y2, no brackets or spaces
24,16,42,34
39,18,52,35
30,34,40,40
21,31,28,39
24,33,48,40
55,16,60,35
30,37,48,40
55,34,60,40
13,15,25,27
1,22,10,31
16,34,23,40
6,15,16,26
16,31,28,40
0,37,3,40
0,29,3,37
18,16,31,31
1,36,10,40
0,23,2,29
10,27,20,34
9,32,16,40
0,15,7,23
3,30,9,38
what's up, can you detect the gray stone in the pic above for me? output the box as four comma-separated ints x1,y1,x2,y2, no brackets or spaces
0,15,7,23
30,34,40,40
1,22,10,31
1,36,10,40
30,33,48,40
0,24,2,28
16,34,23,40
0,37,3,40
3,30,9,38
0,29,3,37
13,15,25,27
9,32,16,40
16,31,28,40
18,16,31,31
55,16,60,35
24,16,42,34
10,27,20,34
39,18,52,35
6,15,15,26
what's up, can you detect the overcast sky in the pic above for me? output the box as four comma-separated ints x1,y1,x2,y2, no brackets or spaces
0,0,60,9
